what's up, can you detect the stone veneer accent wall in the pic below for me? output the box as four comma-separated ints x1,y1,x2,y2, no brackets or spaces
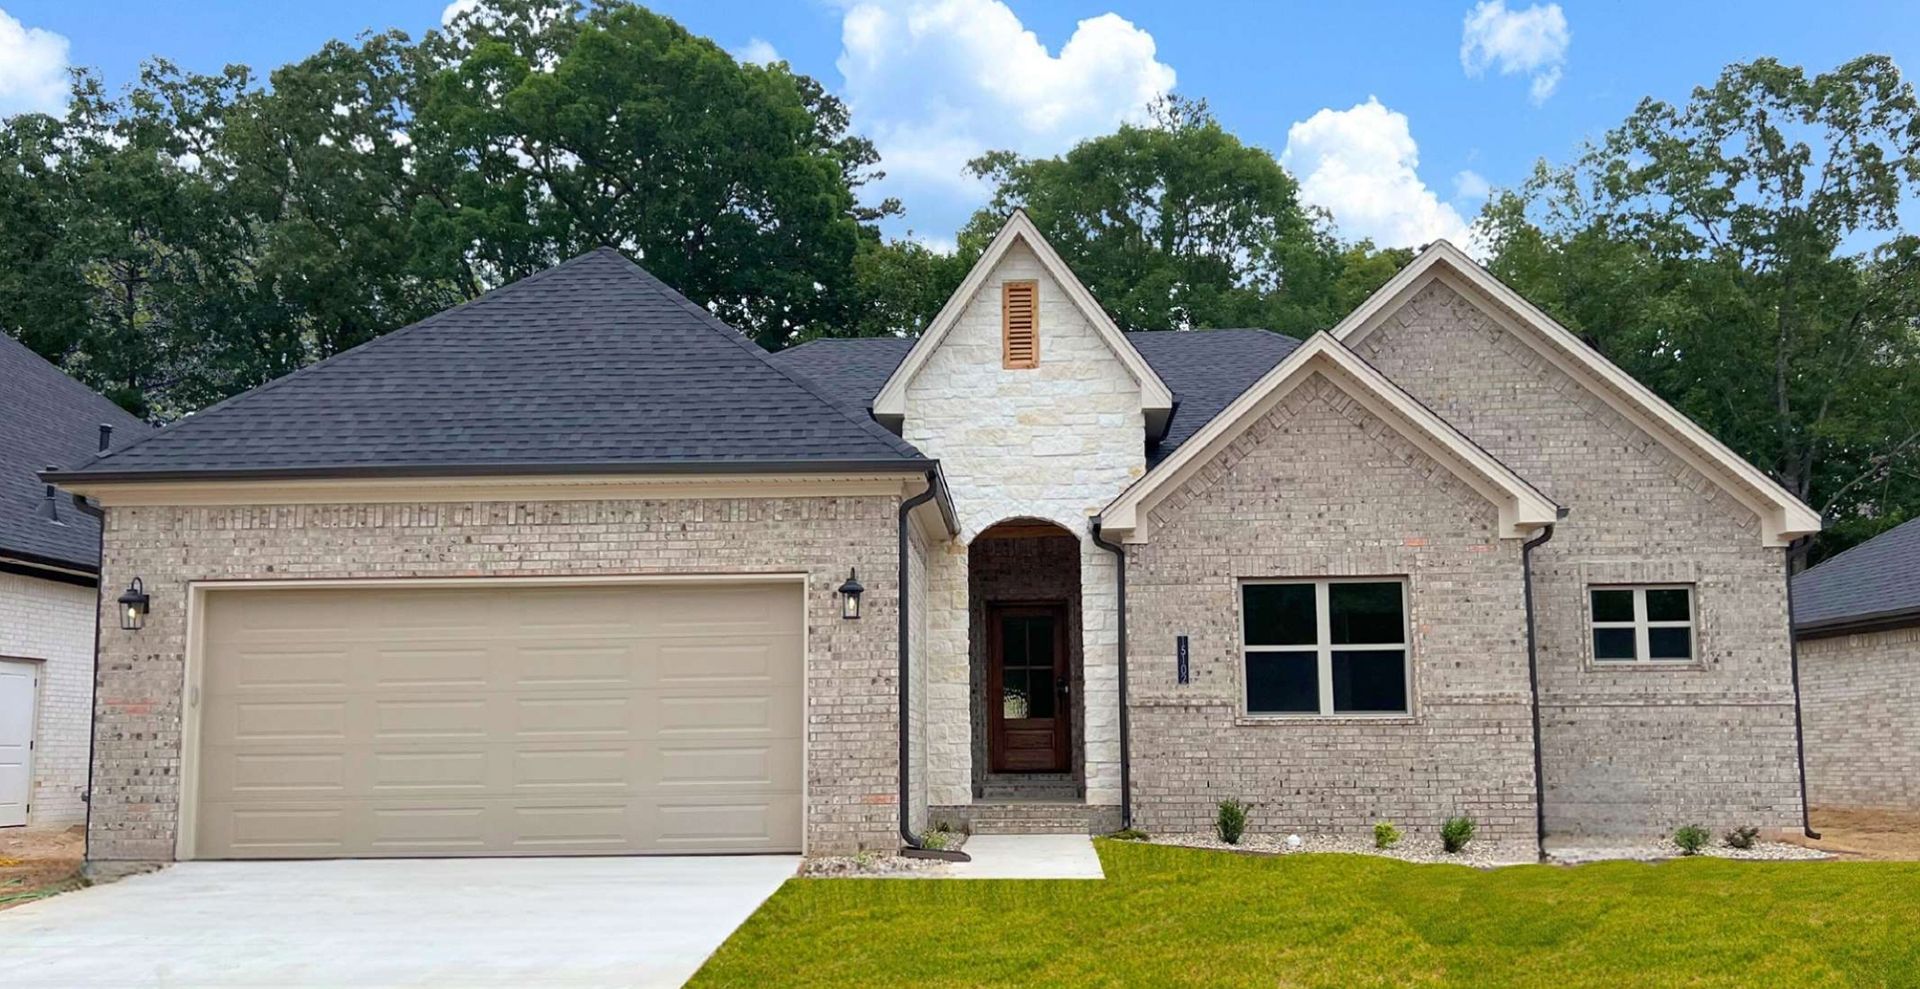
903,240,1143,808
1799,626,1920,811
967,532,1084,793
1354,279,1803,835
88,496,904,861
0,571,97,827
1127,374,1539,841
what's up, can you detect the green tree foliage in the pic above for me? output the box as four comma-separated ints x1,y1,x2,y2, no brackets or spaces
1481,55,1920,560
0,0,892,416
955,97,1402,336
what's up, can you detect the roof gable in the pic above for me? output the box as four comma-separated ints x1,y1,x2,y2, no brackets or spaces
0,333,148,571
1100,333,1560,543
1332,240,1821,547
49,249,931,484
870,210,1174,434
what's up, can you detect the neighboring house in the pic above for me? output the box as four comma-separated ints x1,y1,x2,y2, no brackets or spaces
1792,518,1920,812
48,212,1823,866
0,334,146,829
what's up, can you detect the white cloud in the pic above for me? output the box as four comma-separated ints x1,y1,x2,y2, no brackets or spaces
1280,97,1478,252
1453,169,1491,201
0,8,70,118
734,38,782,66
440,0,482,27
835,0,1174,227
1460,0,1569,104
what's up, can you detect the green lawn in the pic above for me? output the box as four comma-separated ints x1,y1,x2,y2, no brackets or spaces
691,840,1920,988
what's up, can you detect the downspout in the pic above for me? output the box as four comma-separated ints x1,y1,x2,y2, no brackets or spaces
70,492,105,862
1090,520,1131,832
898,472,969,861
1520,521,1557,860
1784,536,1821,840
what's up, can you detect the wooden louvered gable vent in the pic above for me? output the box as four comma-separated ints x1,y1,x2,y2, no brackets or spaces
1002,280,1039,369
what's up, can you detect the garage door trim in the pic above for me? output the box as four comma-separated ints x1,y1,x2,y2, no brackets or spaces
177,573,810,861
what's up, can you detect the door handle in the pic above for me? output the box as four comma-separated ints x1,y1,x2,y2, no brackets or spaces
1056,675,1070,698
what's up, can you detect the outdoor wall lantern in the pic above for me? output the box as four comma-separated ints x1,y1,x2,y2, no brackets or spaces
838,568,864,620
117,577,150,631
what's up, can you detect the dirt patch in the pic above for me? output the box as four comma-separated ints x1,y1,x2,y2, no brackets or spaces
1783,808,1920,861
0,825,87,910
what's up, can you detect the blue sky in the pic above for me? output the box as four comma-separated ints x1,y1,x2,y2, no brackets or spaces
3,0,1914,250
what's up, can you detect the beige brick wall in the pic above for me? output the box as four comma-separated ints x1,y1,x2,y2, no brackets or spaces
0,571,97,827
88,495,904,861
1127,373,1539,842
1800,626,1920,811
1354,280,1803,835
903,240,1143,808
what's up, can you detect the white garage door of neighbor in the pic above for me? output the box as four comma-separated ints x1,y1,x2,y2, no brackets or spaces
192,581,804,859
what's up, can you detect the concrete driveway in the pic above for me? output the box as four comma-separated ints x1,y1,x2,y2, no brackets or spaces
0,855,797,988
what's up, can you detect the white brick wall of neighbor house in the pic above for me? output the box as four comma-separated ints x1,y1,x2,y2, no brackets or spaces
0,571,97,827
1799,627,1920,812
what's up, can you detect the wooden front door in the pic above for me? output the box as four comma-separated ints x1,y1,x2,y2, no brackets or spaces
988,604,1070,773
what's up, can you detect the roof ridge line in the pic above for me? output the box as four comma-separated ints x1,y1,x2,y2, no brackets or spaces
595,251,927,460
69,249,613,471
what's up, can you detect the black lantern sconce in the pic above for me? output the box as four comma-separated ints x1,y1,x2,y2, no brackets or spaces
117,577,150,631
838,568,864,620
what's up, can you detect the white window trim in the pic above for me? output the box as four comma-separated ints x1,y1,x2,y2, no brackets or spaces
1589,584,1696,664
1241,578,1411,717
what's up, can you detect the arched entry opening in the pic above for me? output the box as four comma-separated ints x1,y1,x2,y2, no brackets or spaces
969,518,1083,802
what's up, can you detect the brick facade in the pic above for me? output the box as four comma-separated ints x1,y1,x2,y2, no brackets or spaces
88,495,903,861
1126,374,1539,843
1799,626,1920,811
1353,280,1803,835
0,571,97,827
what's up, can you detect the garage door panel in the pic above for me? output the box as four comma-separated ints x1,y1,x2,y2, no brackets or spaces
195,581,803,858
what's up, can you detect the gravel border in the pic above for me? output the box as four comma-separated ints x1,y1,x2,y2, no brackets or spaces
1545,839,1831,864
798,853,949,877
1144,831,1538,868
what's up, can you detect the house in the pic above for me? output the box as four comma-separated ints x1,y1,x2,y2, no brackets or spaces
1792,517,1920,812
46,212,1823,864
1,334,146,830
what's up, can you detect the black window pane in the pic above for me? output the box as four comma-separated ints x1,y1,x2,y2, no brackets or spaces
1332,650,1407,713
1244,584,1316,646
1591,589,1634,623
1648,627,1692,661
1247,652,1317,713
1024,616,1056,670
1001,617,1029,666
1646,589,1691,622
1330,582,1404,645
1593,628,1636,661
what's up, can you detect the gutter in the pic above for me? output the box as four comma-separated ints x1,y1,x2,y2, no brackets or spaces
898,470,968,862
1090,520,1132,831
41,457,942,487
1792,606,1920,640
1520,521,1557,859
1783,538,1821,840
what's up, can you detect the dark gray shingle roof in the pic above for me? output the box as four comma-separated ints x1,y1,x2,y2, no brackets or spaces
52,249,929,482
1793,517,1920,632
771,328,1301,464
1,334,148,570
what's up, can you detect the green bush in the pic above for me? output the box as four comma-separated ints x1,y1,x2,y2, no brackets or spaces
1723,825,1760,850
1107,828,1150,842
1216,799,1250,845
1373,821,1402,849
1673,825,1711,855
1440,815,1475,854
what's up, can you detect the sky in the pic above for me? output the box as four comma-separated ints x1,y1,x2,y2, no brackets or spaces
2,0,1915,252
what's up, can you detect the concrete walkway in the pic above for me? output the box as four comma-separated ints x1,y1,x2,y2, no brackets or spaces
0,855,798,988
931,834,1105,879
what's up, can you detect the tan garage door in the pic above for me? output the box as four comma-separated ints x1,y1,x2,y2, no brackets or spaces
192,581,803,859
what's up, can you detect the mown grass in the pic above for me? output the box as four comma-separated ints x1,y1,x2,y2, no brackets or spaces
691,840,1920,988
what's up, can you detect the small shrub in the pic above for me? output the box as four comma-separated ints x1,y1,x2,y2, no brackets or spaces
1723,825,1760,850
1216,799,1250,845
1673,824,1710,855
1373,821,1402,849
919,829,953,852
1440,815,1475,854
1107,827,1150,842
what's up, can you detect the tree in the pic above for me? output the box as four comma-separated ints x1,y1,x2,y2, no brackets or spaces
1482,55,1920,563
957,96,1376,336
